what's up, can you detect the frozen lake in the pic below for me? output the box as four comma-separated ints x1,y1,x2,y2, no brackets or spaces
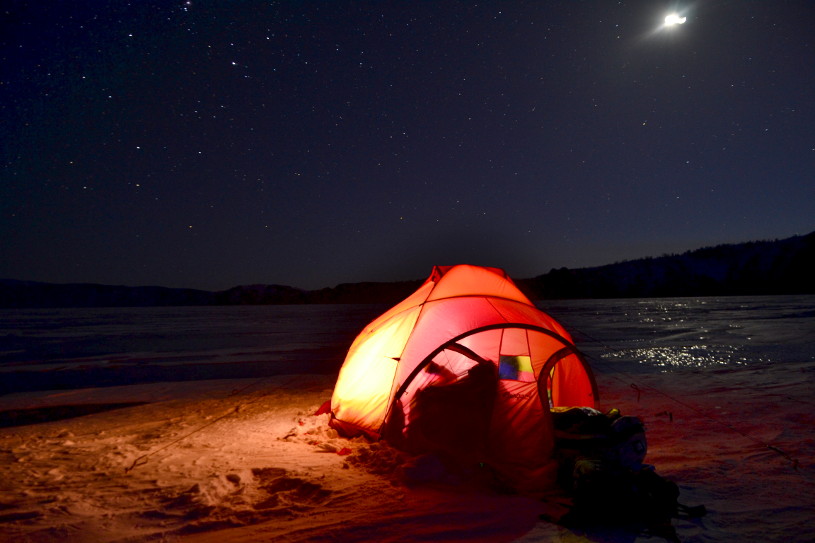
1,295,813,394
0,295,813,542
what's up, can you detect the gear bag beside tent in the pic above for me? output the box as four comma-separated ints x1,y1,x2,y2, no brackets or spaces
329,264,598,493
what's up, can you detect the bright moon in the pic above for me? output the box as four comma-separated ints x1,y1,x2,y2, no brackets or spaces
665,13,687,26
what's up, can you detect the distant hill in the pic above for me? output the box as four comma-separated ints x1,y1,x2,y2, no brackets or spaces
0,280,218,308
519,231,814,299
1,232,812,307
0,278,423,308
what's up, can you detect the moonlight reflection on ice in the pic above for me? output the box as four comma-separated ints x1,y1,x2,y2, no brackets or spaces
601,345,762,370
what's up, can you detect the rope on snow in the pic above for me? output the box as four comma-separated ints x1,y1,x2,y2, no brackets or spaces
125,404,245,473
125,374,318,473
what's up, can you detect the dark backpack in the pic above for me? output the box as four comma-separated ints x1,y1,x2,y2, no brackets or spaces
553,408,705,539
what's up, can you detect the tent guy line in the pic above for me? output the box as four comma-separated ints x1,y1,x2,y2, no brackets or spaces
124,387,276,474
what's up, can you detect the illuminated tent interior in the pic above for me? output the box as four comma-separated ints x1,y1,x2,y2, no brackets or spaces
329,264,598,493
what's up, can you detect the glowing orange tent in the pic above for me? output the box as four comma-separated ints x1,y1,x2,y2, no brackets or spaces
329,264,598,493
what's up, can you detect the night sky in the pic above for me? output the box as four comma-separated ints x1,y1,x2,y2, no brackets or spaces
2,1,813,291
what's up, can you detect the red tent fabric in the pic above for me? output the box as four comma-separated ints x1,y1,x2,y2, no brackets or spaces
329,264,598,493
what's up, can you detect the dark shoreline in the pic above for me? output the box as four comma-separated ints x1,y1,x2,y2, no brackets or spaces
3,231,813,308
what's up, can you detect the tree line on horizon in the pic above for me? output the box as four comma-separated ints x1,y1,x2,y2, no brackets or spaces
1,232,812,308
522,231,813,299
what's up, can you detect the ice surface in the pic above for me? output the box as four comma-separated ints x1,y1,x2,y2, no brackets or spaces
0,296,813,541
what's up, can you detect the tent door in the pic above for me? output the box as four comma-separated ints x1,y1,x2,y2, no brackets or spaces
403,361,497,460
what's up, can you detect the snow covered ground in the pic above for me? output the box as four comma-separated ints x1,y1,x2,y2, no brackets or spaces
0,375,551,542
1,297,813,542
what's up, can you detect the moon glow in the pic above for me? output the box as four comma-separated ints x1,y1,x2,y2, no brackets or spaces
664,13,687,26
